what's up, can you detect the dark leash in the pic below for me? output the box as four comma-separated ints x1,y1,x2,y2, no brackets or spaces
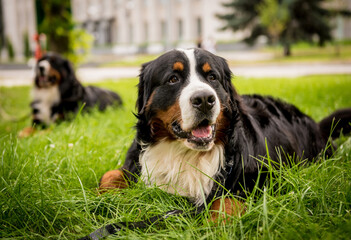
78,183,227,239
78,209,188,240
78,158,232,240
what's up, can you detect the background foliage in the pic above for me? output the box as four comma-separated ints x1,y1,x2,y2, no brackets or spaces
218,0,351,56
36,0,93,66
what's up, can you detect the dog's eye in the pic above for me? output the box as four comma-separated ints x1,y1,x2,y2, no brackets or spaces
168,75,179,84
208,74,217,81
49,76,56,83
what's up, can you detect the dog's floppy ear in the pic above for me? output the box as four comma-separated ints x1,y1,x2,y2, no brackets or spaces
135,61,155,143
59,57,83,99
62,58,76,80
137,61,153,115
219,57,239,99
216,55,243,118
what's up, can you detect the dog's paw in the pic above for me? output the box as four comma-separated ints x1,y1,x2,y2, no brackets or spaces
18,127,36,138
99,169,128,193
209,198,246,223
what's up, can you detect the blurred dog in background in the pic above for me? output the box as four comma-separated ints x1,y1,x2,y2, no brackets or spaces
20,53,122,137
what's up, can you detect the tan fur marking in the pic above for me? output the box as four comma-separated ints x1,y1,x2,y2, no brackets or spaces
202,62,211,73
210,198,246,222
99,169,128,192
215,107,231,145
144,91,156,113
49,68,61,85
173,62,184,71
18,127,36,138
150,101,182,140
156,101,182,127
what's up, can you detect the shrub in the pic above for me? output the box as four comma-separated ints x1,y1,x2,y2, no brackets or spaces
23,32,31,59
6,36,15,61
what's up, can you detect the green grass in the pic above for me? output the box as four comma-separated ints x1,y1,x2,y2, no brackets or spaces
227,42,351,66
99,54,160,68
97,42,351,68
1,75,351,239
262,42,351,64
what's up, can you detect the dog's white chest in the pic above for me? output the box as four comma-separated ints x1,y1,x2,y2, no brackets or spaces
31,86,60,125
140,141,224,205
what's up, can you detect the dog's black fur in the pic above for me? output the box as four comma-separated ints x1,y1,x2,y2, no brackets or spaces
107,48,351,205
31,53,122,127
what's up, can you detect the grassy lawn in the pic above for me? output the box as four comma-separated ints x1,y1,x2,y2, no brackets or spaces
1,75,351,239
261,42,351,64
98,42,351,68
226,43,351,66
98,54,160,68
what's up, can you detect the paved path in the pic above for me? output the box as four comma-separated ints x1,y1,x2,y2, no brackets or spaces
0,63,350,87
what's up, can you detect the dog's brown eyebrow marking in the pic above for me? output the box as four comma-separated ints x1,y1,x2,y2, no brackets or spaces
144,90,156,113
202,62,211,72
173,62,184,71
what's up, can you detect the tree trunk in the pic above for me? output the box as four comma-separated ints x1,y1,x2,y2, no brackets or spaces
283,43,291,56
49,35,69,53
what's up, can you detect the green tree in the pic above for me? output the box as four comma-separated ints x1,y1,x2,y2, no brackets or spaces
37,0,93,65
66,28,93,67
23,32,31,59
218,0,351,56
38,0,72,53
258,0,289,49
6,36,14,61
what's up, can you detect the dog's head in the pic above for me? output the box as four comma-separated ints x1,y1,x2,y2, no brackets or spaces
137,48,238,151
34,53,76,89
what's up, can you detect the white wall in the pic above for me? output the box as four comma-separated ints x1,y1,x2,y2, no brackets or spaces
2,0,36,61
71,0,243,54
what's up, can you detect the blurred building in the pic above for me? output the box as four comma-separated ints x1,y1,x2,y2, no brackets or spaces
71,0,245,54
1,0,351,60
71,0,351,55
0,0,37,61
329,0,351,40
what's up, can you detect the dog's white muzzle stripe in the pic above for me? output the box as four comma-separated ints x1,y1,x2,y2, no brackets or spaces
178,49,220,131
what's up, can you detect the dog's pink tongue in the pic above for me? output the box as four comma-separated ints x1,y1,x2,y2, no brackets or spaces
191,125,212,138
39,76,45,83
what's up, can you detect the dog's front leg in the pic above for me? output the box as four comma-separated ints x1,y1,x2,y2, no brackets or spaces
210,198,246,222
99,169,128,191
99,141,141,192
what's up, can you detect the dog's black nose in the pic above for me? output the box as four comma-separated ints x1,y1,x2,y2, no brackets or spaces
39,66,45,75
191,91,216,113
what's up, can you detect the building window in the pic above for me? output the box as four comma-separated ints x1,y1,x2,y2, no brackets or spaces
144,22,149,42
161,20,167,41
178,19,183,40
159,0,167,5
93,21,100,45
129,23,134,43
107,19,115,44
0,1,4,49
196,17,202,38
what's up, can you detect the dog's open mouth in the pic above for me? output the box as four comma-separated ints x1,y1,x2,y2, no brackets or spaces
172,120,216,147
37,74,57,88
38,75,46,82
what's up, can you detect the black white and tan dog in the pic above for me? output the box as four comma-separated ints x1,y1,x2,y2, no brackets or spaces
30,53,122,127
100,48,351,218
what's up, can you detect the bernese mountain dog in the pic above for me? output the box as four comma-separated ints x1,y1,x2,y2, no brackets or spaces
30,53,122,127
99,48,351,218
